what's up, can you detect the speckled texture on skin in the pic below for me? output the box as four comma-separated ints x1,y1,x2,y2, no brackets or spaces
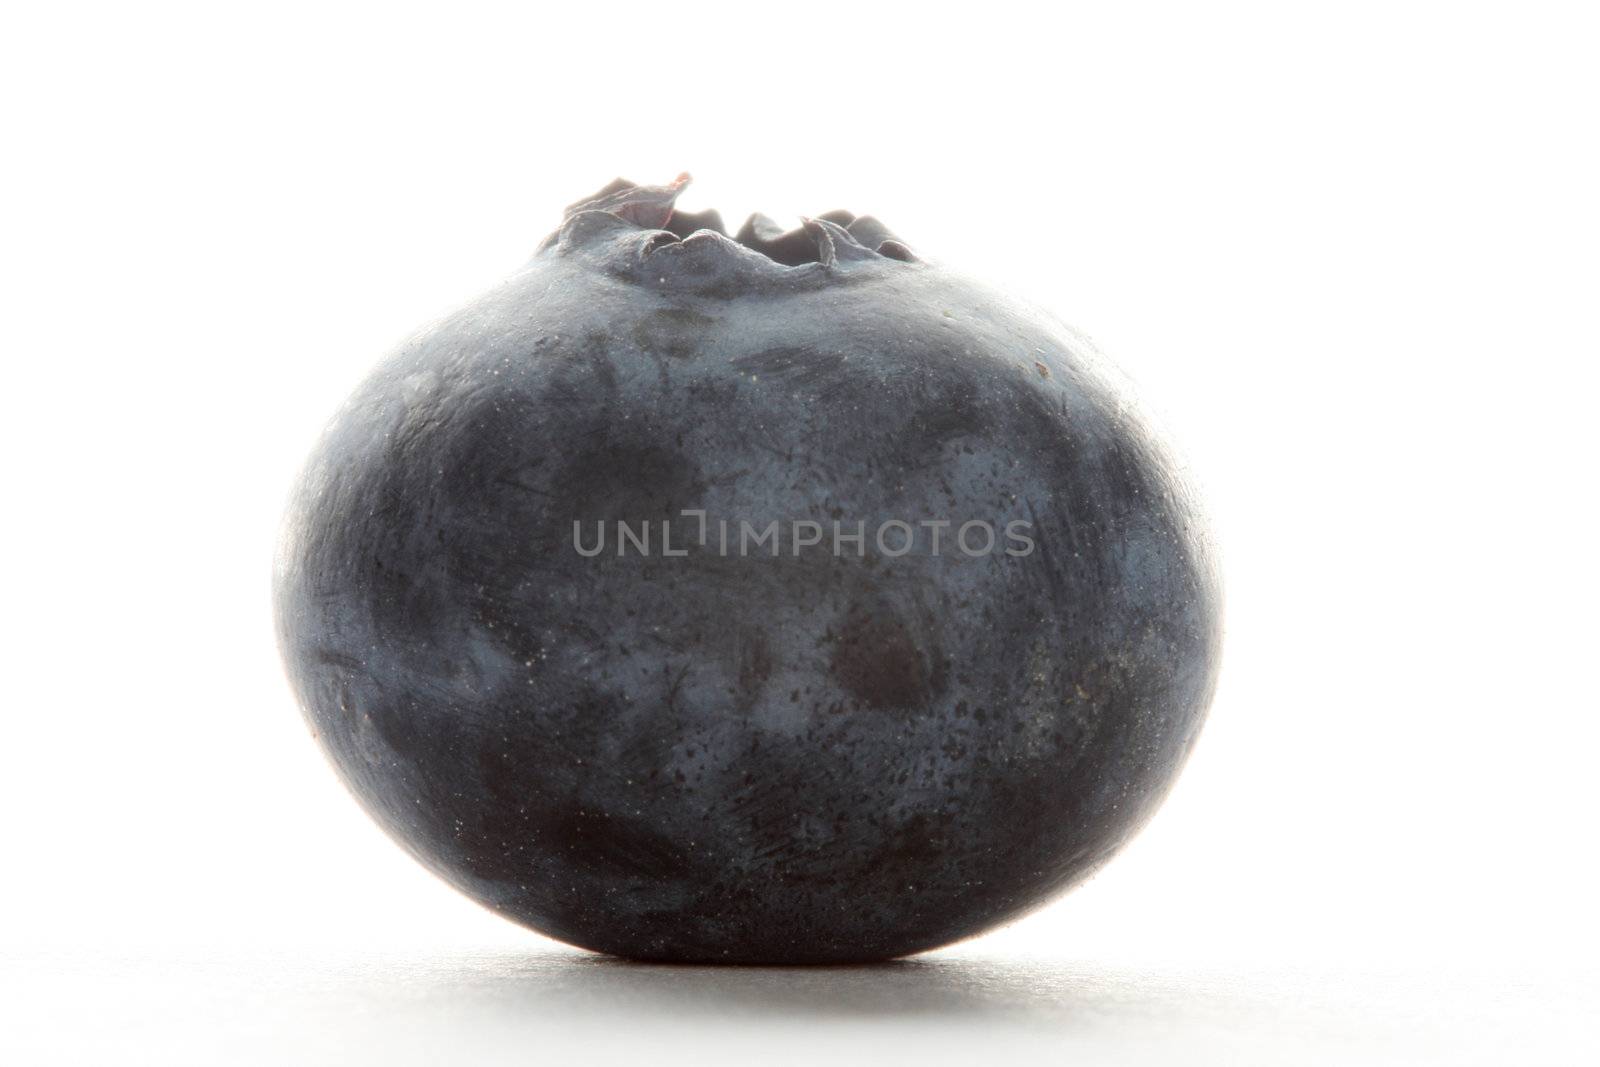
274,177,1223,963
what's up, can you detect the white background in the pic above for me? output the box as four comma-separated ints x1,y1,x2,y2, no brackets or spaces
3,1,1596,1062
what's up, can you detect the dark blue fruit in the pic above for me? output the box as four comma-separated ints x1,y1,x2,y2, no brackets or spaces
274,175,1222,963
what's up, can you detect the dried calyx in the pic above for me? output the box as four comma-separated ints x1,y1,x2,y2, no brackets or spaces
540,174,917,268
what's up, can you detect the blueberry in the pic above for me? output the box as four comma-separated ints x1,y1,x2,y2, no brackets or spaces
275,175,1222,963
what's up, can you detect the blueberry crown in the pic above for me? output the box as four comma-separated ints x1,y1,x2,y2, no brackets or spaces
537,175,917,292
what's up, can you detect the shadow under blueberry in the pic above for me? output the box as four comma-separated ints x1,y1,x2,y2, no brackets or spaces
395,949,1257,1029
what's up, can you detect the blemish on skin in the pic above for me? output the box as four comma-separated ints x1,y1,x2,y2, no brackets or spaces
830,607,932,711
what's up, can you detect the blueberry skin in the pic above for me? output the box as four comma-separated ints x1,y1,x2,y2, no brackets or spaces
275,179,1222,963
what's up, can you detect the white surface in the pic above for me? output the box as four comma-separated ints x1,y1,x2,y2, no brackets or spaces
6,947,1595,1066
2,0,1597,1061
